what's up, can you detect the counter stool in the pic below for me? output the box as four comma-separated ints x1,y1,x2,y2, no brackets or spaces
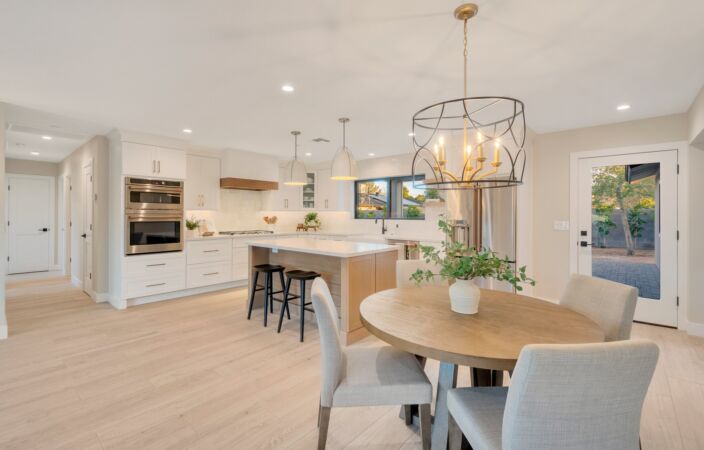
277,270,320,342
247,264,289,327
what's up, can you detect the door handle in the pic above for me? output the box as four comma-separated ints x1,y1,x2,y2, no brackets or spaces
81,233,87,238
579,241,593,247
38,228,49,232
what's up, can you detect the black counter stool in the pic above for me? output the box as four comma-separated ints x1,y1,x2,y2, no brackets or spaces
247,264,288,327
277,270,320,342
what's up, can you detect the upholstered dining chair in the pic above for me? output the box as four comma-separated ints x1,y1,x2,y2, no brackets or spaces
396,259,447,288
559,273,638,341
447,340,659,450
310,278,433,450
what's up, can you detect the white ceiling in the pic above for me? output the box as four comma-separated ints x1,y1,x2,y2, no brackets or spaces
4,104,110,162
1,0,703,162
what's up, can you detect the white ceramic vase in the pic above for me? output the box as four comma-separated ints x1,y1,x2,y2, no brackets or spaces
449,279,480,314
186,229,199,239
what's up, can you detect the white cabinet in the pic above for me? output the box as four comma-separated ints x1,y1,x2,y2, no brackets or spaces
316,169,338,210
122,142,186,180
186,155,221,210
269,167,301,210
122,252,186,299
231,238,249,281
186,240,232,288
301,172,316,209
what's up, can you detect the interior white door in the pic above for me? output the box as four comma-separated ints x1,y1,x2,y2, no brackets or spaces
7,174,52,274
83,162,94,294
576,150,678,327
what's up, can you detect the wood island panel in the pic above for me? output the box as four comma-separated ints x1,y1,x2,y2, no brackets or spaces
248,245,398,344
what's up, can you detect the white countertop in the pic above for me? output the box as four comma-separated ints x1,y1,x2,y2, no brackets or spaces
248,237,401,257
186,231,443,244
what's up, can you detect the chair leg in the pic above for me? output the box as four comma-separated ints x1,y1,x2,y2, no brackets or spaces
299,279,306,342
263,272,270,327
420,404,432,450
277,277,293,333
448,412,463,450
246,271,259,320
278,270,290,319
317,405,331,450
269,273,275,314
403,405,412,425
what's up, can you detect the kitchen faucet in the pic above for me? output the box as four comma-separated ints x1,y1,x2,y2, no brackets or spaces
375,218,388,235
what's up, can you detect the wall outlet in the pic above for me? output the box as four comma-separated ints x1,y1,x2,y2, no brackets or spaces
553,220,570,231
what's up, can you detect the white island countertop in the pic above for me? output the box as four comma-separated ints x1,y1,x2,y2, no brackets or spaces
248,237,400,258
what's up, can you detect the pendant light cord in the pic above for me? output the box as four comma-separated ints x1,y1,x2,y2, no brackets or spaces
463,18,468,98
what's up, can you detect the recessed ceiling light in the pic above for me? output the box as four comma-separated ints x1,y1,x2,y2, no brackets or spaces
182,128,193,134
368,153,375,156
281,84,295,92
30,152,40,156
617,104,631,111
42,136,52,140
408,132,415,137
304,152,312,156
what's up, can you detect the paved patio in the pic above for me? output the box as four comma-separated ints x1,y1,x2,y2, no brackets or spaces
592,257,660,299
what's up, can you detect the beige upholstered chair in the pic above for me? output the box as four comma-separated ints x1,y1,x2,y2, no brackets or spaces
310,278,432,450
447,340,659,450
559,274,638,341
396,259,447,288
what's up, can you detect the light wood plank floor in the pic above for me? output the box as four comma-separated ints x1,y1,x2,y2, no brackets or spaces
0,277,702,449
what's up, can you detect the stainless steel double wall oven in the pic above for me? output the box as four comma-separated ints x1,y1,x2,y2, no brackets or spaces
125,178,184,255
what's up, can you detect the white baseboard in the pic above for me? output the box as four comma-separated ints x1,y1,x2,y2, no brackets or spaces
94,292,110,303
685,321,704,337
50,264,61,271
71,275,83,289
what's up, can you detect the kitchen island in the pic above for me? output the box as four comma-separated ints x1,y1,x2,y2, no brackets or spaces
248,237,401,344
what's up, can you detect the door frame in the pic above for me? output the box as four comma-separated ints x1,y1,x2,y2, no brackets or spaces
5,173,56,274
569,141,689,330
82,160,94,297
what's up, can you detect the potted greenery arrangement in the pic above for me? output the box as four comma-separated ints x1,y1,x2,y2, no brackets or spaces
411,216,535,314
185,216,200,239
304,212,321,231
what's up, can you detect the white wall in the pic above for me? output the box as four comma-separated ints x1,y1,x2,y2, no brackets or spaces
689,85,704,145
5,159,61,267
0,104,7,338
687,85,704,329
59,136,109,297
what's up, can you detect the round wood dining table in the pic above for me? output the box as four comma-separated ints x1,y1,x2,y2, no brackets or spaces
359,285,605,450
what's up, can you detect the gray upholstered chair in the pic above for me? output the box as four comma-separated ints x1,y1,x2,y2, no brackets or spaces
396,259,447,288
559,273,638,341
311,278,432,450
447,340,659,450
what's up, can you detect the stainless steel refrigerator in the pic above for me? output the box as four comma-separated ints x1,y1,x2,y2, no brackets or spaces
446,188,517,293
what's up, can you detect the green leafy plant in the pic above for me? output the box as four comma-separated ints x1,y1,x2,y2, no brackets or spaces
411,216,535,291
405,205,421,218
426,188,440,200
185,217,200,231
304,212,321,228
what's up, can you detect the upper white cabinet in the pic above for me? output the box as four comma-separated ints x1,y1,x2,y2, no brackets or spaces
268,167,301,210
122,142,186,180
316,168,338,211
186,155,221,210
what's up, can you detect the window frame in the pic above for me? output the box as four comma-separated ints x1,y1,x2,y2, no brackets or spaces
354,175,426,220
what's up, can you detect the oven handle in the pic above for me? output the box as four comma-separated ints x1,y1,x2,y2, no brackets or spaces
126,185,183,194
127,215,183,221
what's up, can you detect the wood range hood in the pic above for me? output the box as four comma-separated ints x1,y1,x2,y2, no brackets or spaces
220,177,279,191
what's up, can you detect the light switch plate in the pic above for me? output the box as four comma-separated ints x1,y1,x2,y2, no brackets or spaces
553,220,570,231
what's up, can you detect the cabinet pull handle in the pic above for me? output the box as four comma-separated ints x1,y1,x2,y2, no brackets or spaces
203,272,219,276
153,160,156,173
146,282,166,288
325,199,328,208
157,160,161,174
204,249,219,253
146,263,166,267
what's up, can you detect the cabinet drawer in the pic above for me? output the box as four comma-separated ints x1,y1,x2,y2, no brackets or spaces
187,262,232,288
187,240,232,265
232,263,249,281
125,274,186,299
125,253,185,277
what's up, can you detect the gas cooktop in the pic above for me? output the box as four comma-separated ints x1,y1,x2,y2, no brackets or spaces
218,230,274,236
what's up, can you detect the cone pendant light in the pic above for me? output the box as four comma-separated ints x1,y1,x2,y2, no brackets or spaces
331,117,358,180
283,130,307,186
